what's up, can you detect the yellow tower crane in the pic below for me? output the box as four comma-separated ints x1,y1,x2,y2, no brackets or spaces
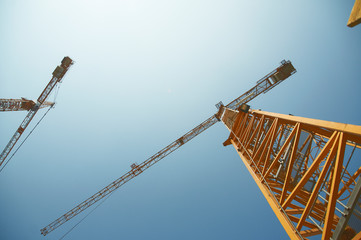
0,56,74,170
41,60,297,236
220,107,361,239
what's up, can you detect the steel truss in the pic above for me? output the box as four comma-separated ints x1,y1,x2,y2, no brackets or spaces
40,60,297,236
222,108,361,240
0,57,73,168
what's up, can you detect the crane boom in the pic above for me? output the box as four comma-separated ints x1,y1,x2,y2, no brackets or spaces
40,60,296,236
0,57,74,169
0,98,53,111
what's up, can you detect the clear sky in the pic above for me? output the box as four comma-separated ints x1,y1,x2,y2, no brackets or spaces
0,1,360,240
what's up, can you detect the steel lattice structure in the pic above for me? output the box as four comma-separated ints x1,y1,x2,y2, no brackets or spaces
41,60,296,236
221,107,361,240
0,99,53,112
0,57,73,169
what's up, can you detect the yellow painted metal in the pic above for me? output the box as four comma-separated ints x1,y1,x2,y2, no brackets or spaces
338,167,361,198
231,140,303,240
252,110,361,137
222,108,361,240
348,0,361,27
297,133,340,230
262,118,279,175
264,123,298,178
245,115,264,150
282,131,338,209
280,123,301,204
322,133,346,240
252,110,361,150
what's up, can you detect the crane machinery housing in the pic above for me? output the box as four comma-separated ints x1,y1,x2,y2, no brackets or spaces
0,57,74,170
40,60,297,236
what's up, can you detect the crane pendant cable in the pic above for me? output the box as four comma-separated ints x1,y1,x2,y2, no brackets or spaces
0,104,54,173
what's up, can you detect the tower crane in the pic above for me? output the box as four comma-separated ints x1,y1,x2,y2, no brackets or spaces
41,60,297,236
0,57,74,170
220,106,361,239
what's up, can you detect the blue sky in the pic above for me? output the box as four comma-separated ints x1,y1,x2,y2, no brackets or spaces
0,1,360,239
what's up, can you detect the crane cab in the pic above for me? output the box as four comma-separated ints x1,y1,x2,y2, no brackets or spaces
270,60,296,83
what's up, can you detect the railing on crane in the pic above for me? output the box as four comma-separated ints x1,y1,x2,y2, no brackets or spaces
40,60,296,236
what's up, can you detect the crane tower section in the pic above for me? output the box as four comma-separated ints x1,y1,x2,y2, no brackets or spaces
221,106,361,239
0,57,73,169
40,60,296,236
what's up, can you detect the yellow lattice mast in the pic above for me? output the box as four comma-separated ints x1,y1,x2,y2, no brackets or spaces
220,106,361,239
0,98,53,112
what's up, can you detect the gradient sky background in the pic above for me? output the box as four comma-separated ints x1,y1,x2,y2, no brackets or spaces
0,1,360,240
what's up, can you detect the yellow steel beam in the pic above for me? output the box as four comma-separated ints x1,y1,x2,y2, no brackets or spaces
282,131,338,209
300,228,322,238
338,166,361,198
249,115,265,154
252,119,276,161
240,115,255,145
348,0,361,27
264,123,299,178
231,139,303,240
322,133,346,240
222,108,361,239
245,115,264,151
296,132,340,230
252,110,361,137
262,119,279,175
280,123,301,204
257,119,278,169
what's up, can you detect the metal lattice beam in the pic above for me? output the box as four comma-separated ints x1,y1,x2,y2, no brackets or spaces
222,108,361,240
41,60,296,236
0,57,73,169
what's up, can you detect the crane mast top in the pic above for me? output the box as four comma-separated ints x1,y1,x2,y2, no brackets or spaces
40,60,296,236
0,57,74,169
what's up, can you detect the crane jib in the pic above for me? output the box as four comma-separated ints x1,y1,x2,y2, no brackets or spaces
0,57,74,170
40,60,296,236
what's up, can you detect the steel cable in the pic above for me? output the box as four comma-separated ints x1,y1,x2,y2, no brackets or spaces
58,192,115,240
0,105,53,173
